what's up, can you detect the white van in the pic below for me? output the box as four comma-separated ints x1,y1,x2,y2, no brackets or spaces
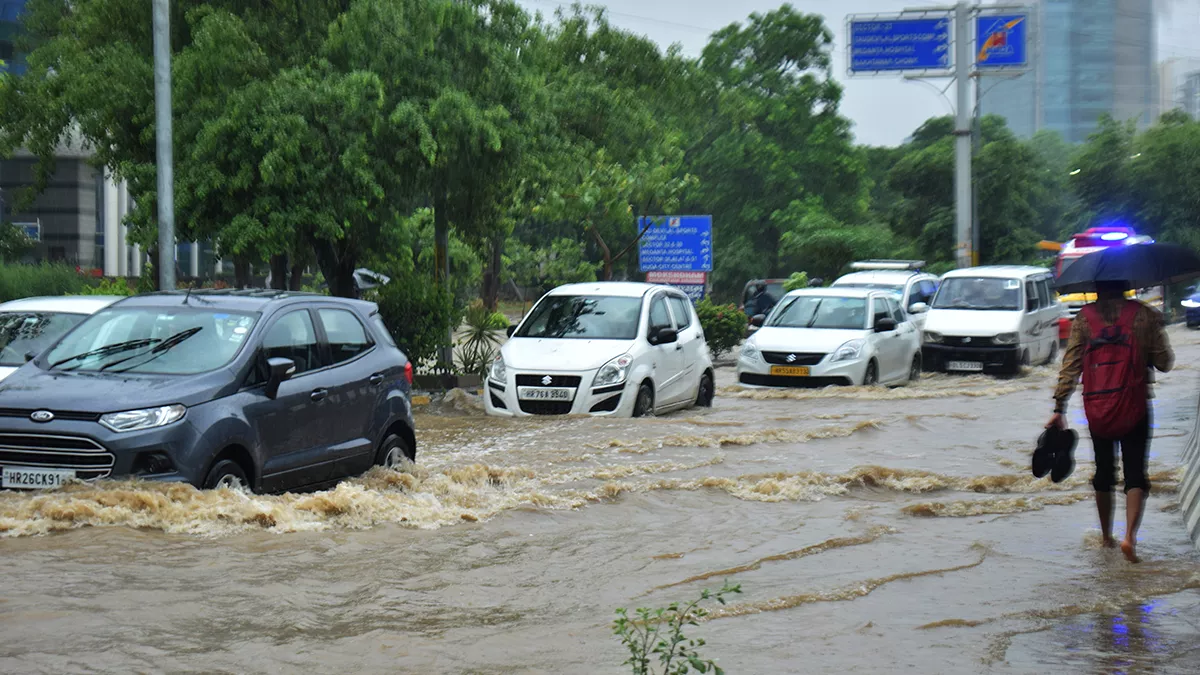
921,266,1061,375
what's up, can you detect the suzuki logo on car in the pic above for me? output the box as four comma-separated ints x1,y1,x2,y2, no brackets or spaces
542,375,553,386
30,410,54,423
786,354,797,363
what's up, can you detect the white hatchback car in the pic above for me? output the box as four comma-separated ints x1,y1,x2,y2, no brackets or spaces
737,288,922,387
485,283,715,417
0,295,123,382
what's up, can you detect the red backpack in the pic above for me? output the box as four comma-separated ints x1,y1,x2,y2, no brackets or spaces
1080,301,1147,438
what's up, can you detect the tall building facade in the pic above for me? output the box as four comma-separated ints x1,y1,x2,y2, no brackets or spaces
980,0,1157,143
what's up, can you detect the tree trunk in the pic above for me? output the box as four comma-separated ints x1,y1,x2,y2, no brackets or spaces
312,239,358,299
234,255,252,288
289,262,305,291
269,254,288,290
482,237,503,311
432,197,454,367
590,227,613,281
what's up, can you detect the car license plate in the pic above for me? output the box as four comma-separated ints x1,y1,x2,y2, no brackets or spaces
947,361,984,372
517,386,575,401
770,366,810,377
1,466,76,489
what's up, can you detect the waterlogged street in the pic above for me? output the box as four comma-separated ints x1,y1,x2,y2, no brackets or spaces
2,330,1199,674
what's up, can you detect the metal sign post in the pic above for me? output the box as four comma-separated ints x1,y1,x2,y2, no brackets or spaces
848,3,1031,270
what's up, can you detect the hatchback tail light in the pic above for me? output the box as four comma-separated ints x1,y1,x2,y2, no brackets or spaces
404,361,413,385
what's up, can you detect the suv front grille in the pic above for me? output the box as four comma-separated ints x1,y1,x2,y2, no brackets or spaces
761,352,825,366
0,433,114,480
0,408,101,422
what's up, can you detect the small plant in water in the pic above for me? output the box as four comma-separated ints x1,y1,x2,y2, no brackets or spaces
613,581,741,674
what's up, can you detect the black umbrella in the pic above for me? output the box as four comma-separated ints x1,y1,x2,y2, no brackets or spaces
1054,242,1200,294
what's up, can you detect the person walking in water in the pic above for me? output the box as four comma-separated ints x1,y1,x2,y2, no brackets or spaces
1048,281,1174,563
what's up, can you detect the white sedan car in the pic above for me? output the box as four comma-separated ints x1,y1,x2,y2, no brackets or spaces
736,288,922,387
485,282,715,417
0,295,123,382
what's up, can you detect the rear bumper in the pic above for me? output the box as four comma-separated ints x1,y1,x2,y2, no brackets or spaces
922,344,1020,373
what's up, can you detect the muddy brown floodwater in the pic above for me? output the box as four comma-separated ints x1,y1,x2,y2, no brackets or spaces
3,330,1200,674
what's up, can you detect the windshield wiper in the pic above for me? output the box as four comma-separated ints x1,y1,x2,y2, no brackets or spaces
101,327,204,373
49,338,162,369
805,300,825,328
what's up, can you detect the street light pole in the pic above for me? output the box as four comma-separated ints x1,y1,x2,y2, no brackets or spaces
953,1,973,269
152,0,176,290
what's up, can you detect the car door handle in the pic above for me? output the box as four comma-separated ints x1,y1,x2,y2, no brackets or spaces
369,373,385,386
311,388,329,402
674,344,683,351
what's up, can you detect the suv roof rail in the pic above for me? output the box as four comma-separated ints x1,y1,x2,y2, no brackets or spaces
849,260,925,271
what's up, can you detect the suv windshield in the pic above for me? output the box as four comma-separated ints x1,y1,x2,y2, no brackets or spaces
516,295,642,340
768,296,868,330
43,307,259,374
932,277,1022,311
0,312,87,366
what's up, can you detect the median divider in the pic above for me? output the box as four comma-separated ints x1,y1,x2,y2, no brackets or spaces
1180,390,1200,551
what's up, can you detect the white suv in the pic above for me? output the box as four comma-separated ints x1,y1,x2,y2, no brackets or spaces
832,260,940,331
485,283,715,417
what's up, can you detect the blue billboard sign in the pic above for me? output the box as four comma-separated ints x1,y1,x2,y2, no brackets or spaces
976,15,1028,69
638,216,712,273
849,17,951,73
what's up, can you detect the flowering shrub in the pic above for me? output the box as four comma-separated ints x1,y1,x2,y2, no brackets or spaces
695,298,746,359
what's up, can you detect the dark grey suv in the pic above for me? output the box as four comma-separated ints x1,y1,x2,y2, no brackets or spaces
0,290,415,493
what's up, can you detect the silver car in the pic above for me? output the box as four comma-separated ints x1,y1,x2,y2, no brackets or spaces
0,295,123,382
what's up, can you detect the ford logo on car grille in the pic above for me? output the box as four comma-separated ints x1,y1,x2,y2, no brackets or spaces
786,354,797,363
30,410,55,423
542,375,553,386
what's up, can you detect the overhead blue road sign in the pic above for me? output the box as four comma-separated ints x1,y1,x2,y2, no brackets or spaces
849,17,952,73
976,14,1028,69
637,216,712,273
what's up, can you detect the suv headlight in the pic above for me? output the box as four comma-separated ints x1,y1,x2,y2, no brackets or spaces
741,342,760,361
489,355,507,383
831,339,866,362
100,404,186,433
593,354,633,387
994,332,1019,345
923,331,943,344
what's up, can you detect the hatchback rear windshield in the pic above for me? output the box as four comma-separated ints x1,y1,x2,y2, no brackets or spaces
516,295,642,340
44,307,260,374
0,312,87,366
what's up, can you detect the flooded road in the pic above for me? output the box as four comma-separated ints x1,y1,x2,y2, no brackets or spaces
3,329,1200,674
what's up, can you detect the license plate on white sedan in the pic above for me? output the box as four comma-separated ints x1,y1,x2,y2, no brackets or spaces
947,361,984,372
2,466,76,489
517,387,576,401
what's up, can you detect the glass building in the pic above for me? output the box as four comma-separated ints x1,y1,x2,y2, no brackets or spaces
0,0,27,75
979,0,1157,143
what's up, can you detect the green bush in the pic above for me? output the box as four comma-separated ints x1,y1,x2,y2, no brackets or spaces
375,271,457,367
0,264,86,303
75,277,137,296
782,271,809,293
695,298,746,360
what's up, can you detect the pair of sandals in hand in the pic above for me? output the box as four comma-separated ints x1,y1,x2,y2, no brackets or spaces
1033,426,1077,482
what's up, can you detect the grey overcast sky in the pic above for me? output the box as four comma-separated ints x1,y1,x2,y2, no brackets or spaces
517,0,1200,147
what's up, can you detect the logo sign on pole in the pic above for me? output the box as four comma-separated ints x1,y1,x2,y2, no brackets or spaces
976,14,1028,69
637,215,712,273
645,271,708,302
848,16,952,74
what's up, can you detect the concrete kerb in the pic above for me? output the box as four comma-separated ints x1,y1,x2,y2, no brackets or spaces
1180,388,1200,551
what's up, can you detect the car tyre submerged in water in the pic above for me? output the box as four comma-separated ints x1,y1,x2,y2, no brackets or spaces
695,371,715,407
203,459,249,491
908,355,922,383
862,360,879,386
376,433,416,470
633,382,655,417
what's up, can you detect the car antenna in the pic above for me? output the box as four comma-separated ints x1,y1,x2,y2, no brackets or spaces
183,286,193,305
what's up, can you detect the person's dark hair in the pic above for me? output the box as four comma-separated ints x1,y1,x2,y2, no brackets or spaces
1094,280,1129,298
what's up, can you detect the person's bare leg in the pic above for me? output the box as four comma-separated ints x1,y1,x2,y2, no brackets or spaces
1121,488,1146,563
1096,491,1116,547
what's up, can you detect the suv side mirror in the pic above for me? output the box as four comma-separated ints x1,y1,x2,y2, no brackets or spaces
506,325,517,338
24,351,37,363
655,327,679,345
874,317,897,333
908,302,929,315
265,357,296,399
750,314,766,327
